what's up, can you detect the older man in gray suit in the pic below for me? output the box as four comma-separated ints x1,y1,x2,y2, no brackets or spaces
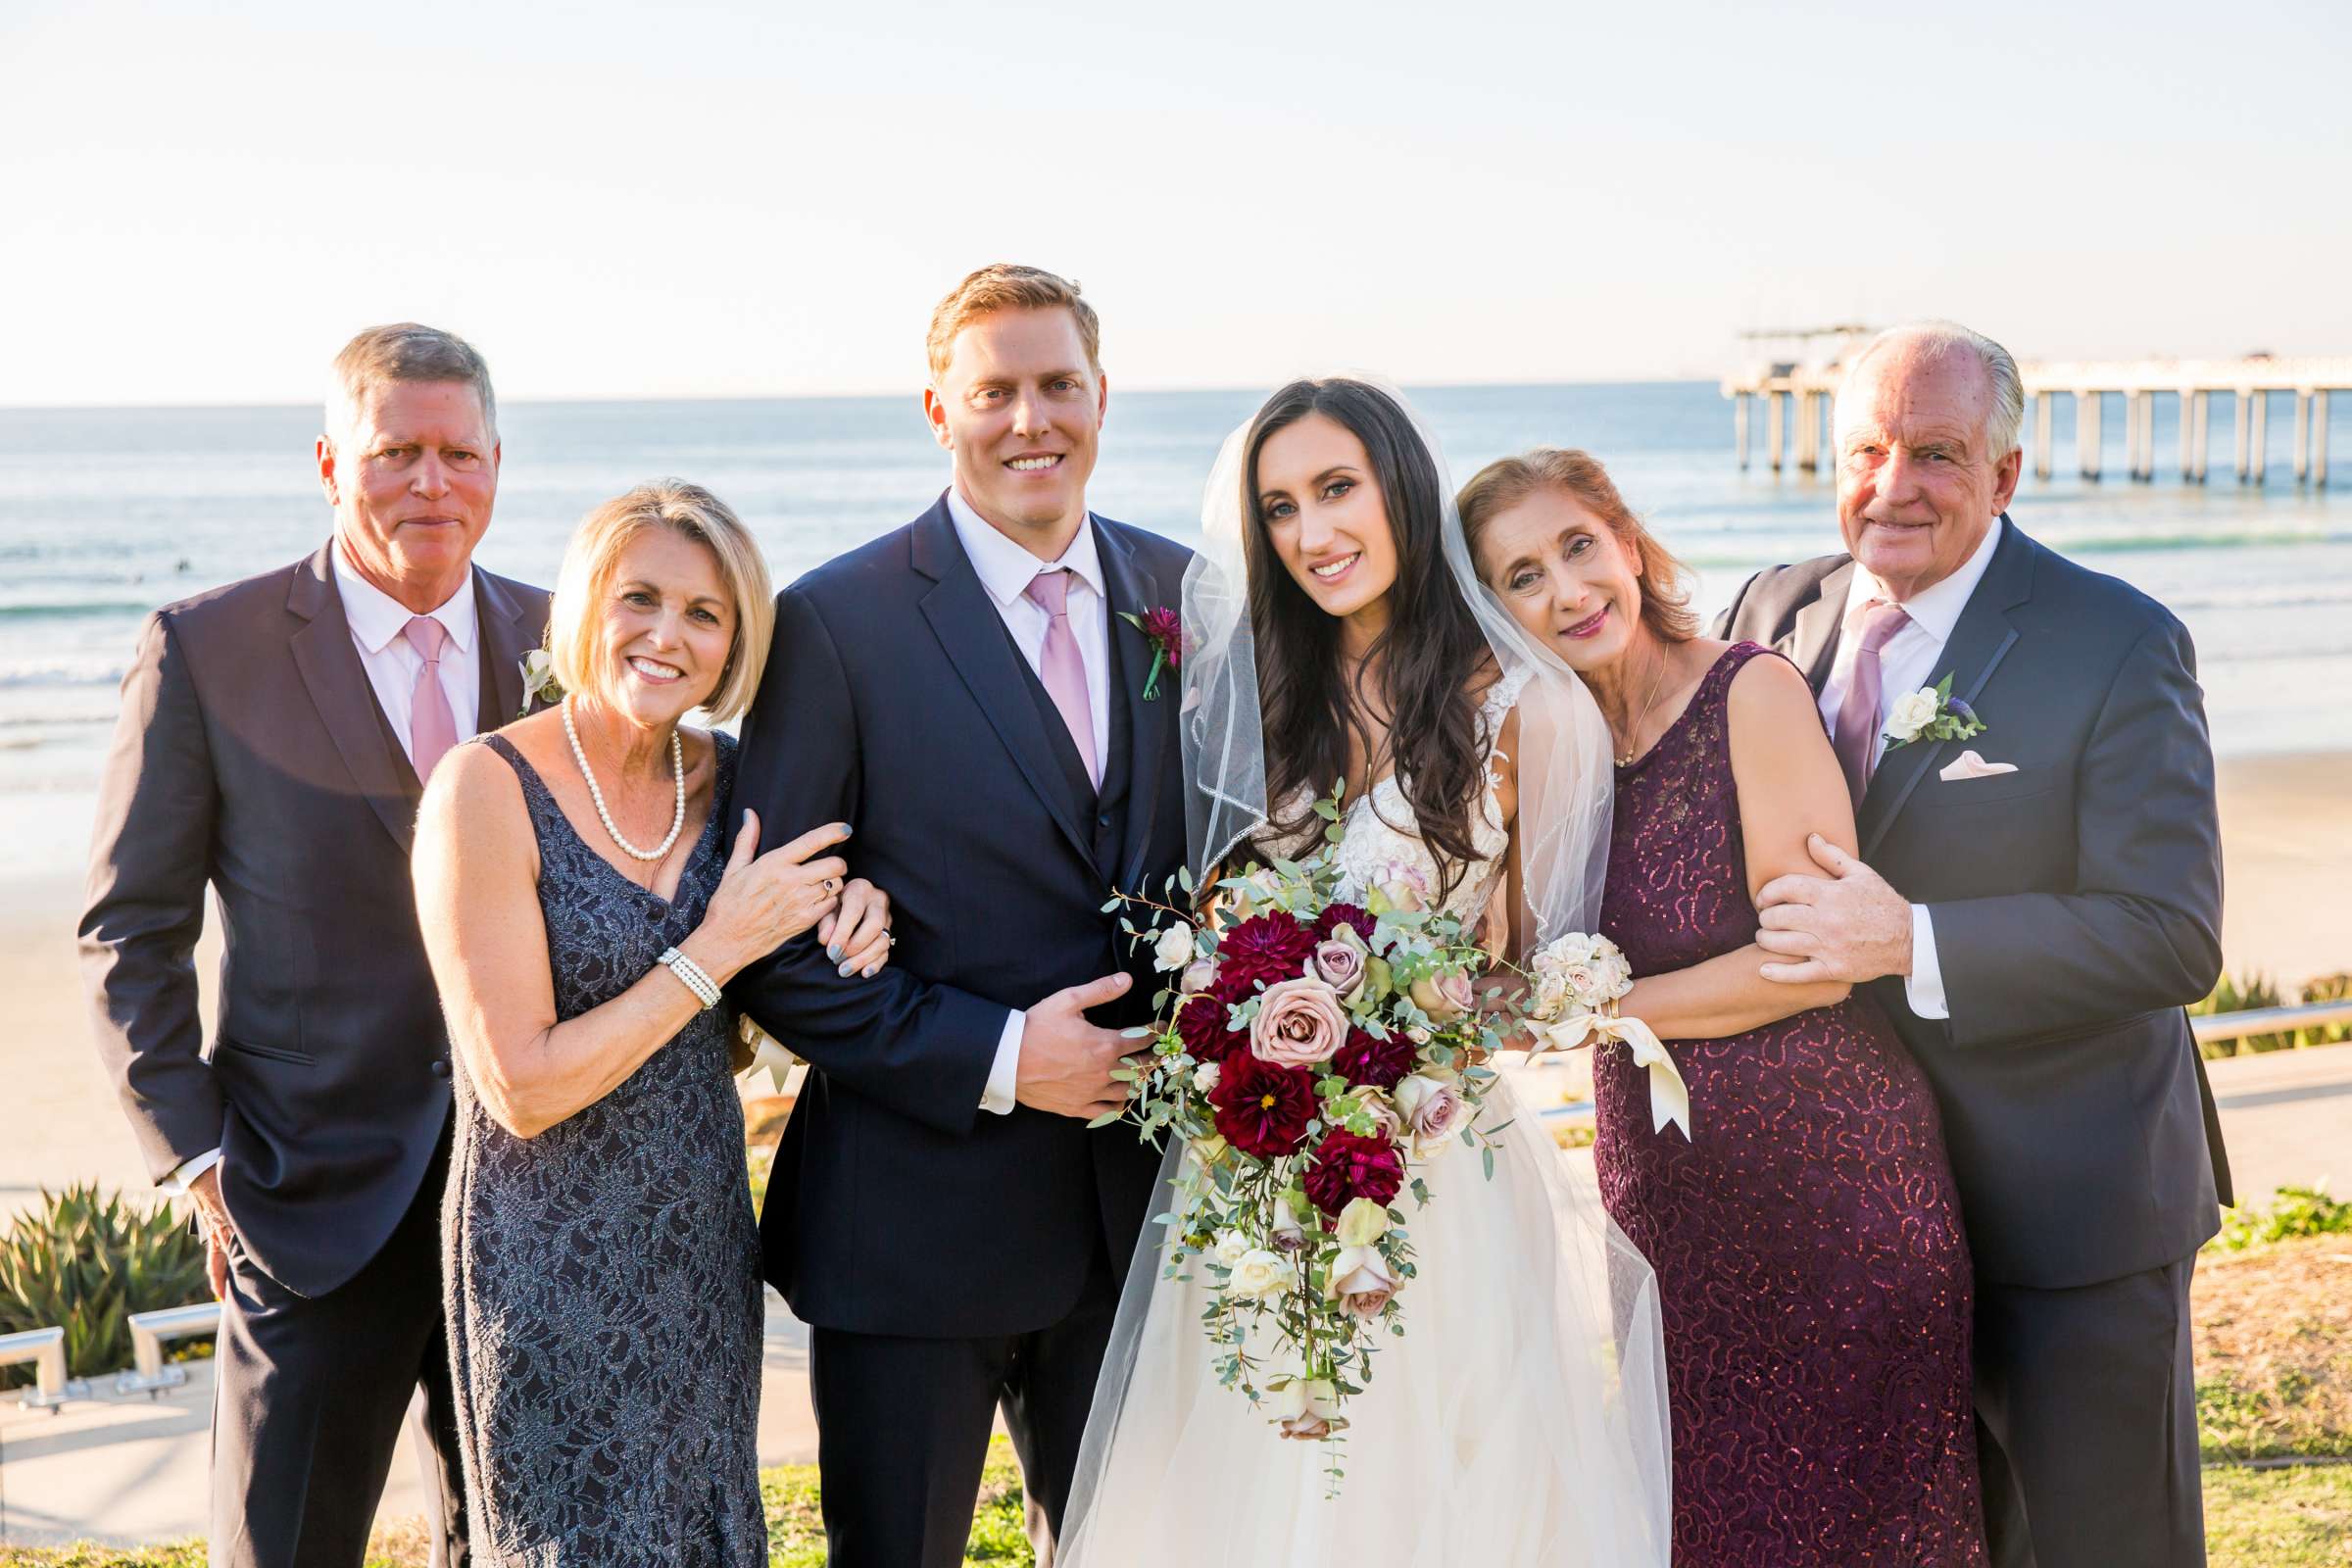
81,324,549,1567
1717,321,2231,1568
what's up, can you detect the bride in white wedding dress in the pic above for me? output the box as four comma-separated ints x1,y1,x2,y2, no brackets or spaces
1057,378,1672,1566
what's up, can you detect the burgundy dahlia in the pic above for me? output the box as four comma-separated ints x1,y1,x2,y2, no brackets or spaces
1333,1026,1415,1090
1215,913,1317,992
1314,903,1376,943
1208,1055,1319,1159
1301,1128,1406,1216
1175,993,1243,1063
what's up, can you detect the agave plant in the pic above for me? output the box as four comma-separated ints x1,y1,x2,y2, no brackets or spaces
2296,972,2352,1047
2191,970,2289,1058
0,1182,213,1385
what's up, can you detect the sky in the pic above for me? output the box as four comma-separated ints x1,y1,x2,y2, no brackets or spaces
5,0,2350,407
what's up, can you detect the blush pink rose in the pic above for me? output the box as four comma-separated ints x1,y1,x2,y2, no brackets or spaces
1310,939,1367,1000
1249,976,1349,1068
1408,970,1476,1023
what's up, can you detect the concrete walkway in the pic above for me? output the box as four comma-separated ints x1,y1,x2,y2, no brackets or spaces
6,1045,2349,1547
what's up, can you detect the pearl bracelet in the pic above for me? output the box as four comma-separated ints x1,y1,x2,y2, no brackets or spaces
658,946,721,1009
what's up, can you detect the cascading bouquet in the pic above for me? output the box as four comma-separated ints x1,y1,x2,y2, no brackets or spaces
1105,791,1679,1490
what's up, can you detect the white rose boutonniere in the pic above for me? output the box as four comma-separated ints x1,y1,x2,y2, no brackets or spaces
518,648,564,717
1883,673,1987,751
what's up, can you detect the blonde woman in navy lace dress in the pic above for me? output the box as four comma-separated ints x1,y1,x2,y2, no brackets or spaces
414,482,896,1562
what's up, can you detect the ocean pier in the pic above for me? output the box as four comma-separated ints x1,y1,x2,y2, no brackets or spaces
1722,344,2352,486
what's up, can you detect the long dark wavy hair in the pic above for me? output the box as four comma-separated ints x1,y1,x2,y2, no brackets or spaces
1241,378,1493,900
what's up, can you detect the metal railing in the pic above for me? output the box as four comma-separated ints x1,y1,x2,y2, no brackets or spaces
117,1302,221,1397
0,1325,89,1410
2193,1000,2352,1047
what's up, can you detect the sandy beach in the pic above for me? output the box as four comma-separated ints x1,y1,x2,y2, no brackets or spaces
2,752,2345,1219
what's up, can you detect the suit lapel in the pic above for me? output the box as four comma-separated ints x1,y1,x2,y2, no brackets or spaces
1095,518,1172,895
910,500,1095,866
1786,560,1854,691
1857,518,2034,858
286,543,419,855
474,570,531,726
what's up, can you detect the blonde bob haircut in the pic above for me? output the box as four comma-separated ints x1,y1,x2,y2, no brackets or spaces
547,480,774,722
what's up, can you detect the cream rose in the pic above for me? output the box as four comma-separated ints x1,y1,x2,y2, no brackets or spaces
1193,1060,1222,1096
1408,970,1476,1023
1327,1244,1401,1319
1335,1196,1391,1248
1886,686,1940,744
1152,921,1197,973
1212,1228,1250,1269
1250,975,1348,1067
1179,958,1219,996
1271,1374,1342,1439
1227,1248,1295,1300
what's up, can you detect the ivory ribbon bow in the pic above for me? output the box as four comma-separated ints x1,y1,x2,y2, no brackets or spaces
1541,1010,1692,1141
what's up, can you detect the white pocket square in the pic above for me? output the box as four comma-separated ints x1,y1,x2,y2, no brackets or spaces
1938,750,2018,782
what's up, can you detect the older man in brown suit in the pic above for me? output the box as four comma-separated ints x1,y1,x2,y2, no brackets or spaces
80,324,550,1567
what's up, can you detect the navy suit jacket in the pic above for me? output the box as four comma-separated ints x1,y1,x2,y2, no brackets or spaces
1718,516,2231,1288
730,496,1190,1337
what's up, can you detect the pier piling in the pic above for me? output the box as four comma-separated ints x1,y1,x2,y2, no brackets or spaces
2318,391,2331,486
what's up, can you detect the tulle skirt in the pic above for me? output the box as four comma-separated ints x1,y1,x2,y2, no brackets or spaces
1058,1076,1674,1566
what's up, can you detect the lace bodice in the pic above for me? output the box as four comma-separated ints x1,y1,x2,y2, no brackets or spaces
1275,667,1528,922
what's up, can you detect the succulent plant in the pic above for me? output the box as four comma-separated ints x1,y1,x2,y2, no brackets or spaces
0,1181,212,1384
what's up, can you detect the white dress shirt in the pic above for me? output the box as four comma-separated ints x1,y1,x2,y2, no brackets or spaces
162,543,484,1196
946,487,1115,1115
1816,518,2004,1023
331,539,481,768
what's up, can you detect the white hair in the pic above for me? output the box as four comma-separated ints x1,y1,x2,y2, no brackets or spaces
1838,319,2024,459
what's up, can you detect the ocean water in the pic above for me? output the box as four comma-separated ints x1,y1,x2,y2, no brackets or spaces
0,382,2344,818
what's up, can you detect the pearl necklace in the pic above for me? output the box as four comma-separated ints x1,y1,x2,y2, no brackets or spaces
562,696,685,862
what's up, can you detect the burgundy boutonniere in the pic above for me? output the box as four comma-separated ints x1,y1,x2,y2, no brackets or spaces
1118,607,1185,701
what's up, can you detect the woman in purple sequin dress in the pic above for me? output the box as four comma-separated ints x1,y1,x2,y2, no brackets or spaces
1462,451,1984,1566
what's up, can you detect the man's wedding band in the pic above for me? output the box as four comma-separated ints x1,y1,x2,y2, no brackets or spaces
823,877,842,894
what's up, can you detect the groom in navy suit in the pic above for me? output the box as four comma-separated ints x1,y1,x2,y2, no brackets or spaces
729,265,1189,1567
1721,322,2230,1568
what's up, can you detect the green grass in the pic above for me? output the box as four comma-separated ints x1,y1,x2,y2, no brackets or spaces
2204,1465,2352,1567
2210,1184,2352,1254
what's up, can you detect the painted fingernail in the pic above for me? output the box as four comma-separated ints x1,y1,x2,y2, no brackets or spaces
826,944,842,961
837,961,855,977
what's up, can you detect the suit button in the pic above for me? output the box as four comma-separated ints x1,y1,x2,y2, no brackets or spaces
1099,814,1113,828
645,905,663,925
429,1059,450,1079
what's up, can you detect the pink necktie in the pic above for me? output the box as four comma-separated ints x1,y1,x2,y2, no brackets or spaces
1833,600,1911,806
403,615,459,783
1023,569,1098,787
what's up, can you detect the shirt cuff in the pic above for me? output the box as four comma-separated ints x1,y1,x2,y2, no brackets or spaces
159,1147,223,1196
980,1009,1024,1114
1903,905,1950,1020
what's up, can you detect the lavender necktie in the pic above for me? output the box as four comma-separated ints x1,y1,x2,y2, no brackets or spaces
1023,569,1098,787
1832,599,1911,806
403,615,459,783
